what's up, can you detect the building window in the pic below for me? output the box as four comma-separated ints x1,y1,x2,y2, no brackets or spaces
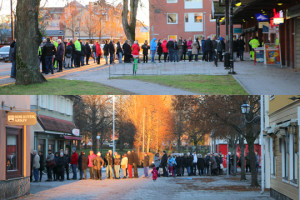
167,0,177,3
168,35,177,41
281,135,289,180
210,14,216,22
270,138,276,175
184,0,203,9
60,96,65,114
167,13,178,24
6,127,22,179
184,13,203,32
291,132,298,183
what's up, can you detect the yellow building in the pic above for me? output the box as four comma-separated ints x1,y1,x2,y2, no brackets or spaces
265,95,300,200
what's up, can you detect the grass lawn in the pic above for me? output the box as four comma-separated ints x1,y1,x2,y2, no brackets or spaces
113,75,248,95
0,79,128,95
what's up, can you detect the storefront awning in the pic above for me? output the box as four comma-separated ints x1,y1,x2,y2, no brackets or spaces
64,136,82,141
38,115,76,134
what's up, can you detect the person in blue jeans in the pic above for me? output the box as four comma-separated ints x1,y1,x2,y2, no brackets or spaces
116,41,123,63
9,39,16,78
92,42,97,63
32,150,40,182
108,41,115,64
70,148,78,180
150,38,157,63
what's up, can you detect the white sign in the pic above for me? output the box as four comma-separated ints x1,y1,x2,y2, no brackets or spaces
72,129,80,136
273,18,284,25
96,136,100,140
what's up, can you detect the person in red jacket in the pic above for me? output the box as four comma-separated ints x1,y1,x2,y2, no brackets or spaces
132,41,140,60
96,42,102,64
70,148,78,180
161,39,168,62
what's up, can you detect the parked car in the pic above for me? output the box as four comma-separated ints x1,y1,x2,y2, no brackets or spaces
0,46,10,62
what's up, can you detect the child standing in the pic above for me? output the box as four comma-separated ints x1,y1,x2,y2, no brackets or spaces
152,167,158,181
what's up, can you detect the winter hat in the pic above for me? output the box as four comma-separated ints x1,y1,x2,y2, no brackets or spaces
219,37,224,41
72,147,76,152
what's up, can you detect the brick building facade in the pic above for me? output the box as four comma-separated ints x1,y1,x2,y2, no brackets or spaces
149,0,226,41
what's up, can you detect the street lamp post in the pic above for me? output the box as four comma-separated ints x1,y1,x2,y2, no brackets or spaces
96,135,100,153
113,95,115,154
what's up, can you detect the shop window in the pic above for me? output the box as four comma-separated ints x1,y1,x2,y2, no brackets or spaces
184,0,203,9
184,13,203,32
168,35,177,41
281,135,289,180
167,0,177,3
6,127,22,179
167,13,178,24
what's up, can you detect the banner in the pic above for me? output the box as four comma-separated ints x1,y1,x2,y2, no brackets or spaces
265,44,281,65
255,47,265,63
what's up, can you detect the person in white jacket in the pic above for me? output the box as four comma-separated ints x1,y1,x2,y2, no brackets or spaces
32,150,40,182
121,154,128,179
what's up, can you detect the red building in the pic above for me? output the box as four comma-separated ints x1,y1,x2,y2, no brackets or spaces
149,0,227,41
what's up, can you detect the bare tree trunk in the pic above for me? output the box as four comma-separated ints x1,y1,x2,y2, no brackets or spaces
16,0,46,85
239,136,246,180
122,0,138,43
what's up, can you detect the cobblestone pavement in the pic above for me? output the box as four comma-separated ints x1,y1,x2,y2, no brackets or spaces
19,168,273,200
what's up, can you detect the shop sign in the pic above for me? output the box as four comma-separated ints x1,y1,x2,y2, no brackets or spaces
258,22,269,29
7,112,37,126
234,28,242,34
265,44,281,65
255,13,270,22
273,18,284,25
72,129,80,136
255,47,265,63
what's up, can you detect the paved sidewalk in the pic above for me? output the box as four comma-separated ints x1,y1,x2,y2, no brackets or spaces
20,171,273,200
60,59,300,95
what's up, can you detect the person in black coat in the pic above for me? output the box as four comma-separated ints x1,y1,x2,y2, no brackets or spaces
116,42,123,64
167,39,175,62
233,36,239,61
157,39,163,63
70,39,76,67
141,41,150,63
197,154,205,176
176,154,182,176
85,42,91,65
39,151,45,182
56,152,65,181
204,37,213,62
30,153,34,182
55,40,64,72
108,41,115,64
103,41,109,64
161,151,168,177
187,153,193,176
122,40,131,63
64,150,70,180
182,40,188,61
42,38,56,74
238,36,245,61
80,41,86,66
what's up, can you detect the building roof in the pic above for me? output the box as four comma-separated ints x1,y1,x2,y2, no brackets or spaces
38,115,76,134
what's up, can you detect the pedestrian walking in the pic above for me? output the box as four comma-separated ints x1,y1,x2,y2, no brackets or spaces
116,41,123,63
157,39,163,63
161,39,168,62
127,151,133,178
78,151,88,180
9,39,16,78
238,36,245,61
85,42,91,65
46,150,55,181
64,150,70,180
38,151,44,182
92,152,104,180
70,148,78,180
142,41,150,63
32,150,40,182
217,37,225,62
150,38,157,63
114,152,121,179
121,153,128,179
88,150,96,179
96,42,102,65
103,41,109,64
233,36,239,61
143,153,150,177
55,39,64,72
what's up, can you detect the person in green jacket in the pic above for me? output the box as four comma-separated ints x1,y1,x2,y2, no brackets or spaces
52,38,58,69
74,37,81,67
249,37,260,60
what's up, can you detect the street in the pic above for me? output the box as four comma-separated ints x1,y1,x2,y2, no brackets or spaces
18,168,273,200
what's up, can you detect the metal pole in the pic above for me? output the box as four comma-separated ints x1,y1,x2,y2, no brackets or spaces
203,12,206,38
225,0,230,52
229,0,236,74
227,140,229,178
142,107,145,153
10,0,14,40
113,95,115,154
260,95,265,193
298,107,300,200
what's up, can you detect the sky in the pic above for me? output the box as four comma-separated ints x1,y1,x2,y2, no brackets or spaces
0,0,149,25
